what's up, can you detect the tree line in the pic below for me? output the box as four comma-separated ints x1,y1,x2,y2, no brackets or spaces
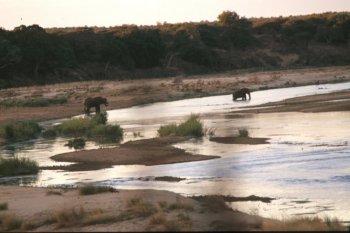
0,11,350,88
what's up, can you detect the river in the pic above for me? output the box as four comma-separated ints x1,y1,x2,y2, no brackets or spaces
1,82,350,222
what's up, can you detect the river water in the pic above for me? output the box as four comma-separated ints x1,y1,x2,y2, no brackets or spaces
1,82,350,222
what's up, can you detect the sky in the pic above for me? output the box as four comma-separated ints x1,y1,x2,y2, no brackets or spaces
1,0,350,30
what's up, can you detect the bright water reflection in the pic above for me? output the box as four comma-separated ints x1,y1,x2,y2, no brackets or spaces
1,82,350,221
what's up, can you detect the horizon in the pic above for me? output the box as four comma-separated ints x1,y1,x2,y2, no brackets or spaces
1,0,350,30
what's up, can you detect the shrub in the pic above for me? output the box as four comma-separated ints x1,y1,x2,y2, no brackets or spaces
56,117,94,137
177,114,203,137
48,113,123,143
157,124,178,137
65,138,86,149
0,202,8,211
89,124,123,142
158,114,204,137
0,157,39,177
91,112,108,125
79,185,118,195
238,129,249,137
4,121,42,142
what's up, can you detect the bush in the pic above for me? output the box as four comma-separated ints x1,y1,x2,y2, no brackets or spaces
89,124,123,142
158,114,204,137
238,129,249,137
56,117,95,137
49,113,123,142
91,112,108,125
64,138,86,149
4,121,42,142
0,157,39,177
79,185,118,195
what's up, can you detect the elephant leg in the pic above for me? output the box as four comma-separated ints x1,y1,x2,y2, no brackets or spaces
95,105,101,113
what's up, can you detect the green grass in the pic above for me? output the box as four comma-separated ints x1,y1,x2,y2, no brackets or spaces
79,185,118,195
48,112,123,142
158,114,204,137
0,97,67,108
4,121,42,142
0,157,39,177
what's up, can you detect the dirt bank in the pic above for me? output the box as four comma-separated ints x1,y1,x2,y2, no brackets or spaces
1,66,350,125
43,137,220,171
0,185,270,232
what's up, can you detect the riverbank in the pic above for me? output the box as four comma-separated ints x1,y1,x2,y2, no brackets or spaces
1,66,349,125
233,89,350,114
0,185,345,232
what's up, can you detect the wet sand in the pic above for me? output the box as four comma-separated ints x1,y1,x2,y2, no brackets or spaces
44,137,220,171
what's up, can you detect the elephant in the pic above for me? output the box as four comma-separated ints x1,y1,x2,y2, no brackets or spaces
233,88,251,101
84,97,108,115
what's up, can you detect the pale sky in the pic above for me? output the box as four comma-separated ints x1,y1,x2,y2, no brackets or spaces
1,0,350,30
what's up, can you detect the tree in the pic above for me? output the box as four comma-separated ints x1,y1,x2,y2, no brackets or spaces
218,11,240,26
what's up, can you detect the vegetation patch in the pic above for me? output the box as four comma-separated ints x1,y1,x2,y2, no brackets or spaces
0,202,8,211
0,157,39,177
126,198,158,218
261,216,346,231
64,138,86,149
79,185,118,195
0,213,23,231
3,121,42,142
46,112,123,143
0,97,67,108
158,114,203,137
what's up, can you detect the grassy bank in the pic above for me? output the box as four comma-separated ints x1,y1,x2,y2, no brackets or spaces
0,157,39,177
158,114,204,137
43,112,123,143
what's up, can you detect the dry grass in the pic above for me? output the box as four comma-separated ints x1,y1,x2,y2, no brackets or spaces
261,216,347,231
148,213,192,231
79,185,118,195
0,213,23,231
46,190,63,196
126,197,158,218
168,200,194,212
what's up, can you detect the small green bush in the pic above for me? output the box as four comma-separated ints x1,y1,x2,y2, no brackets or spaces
4,121,42,142
65,138,86,149
56,117,95,137
89,124,123,142
0,202,8,210
79,185,118,195
91,112,108,125
158,114,204,137
0,157,39,177
238,129,249,137
158,124,178,137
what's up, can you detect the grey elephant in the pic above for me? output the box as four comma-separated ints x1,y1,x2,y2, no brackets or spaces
233,88,251,101
84,97,108,115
